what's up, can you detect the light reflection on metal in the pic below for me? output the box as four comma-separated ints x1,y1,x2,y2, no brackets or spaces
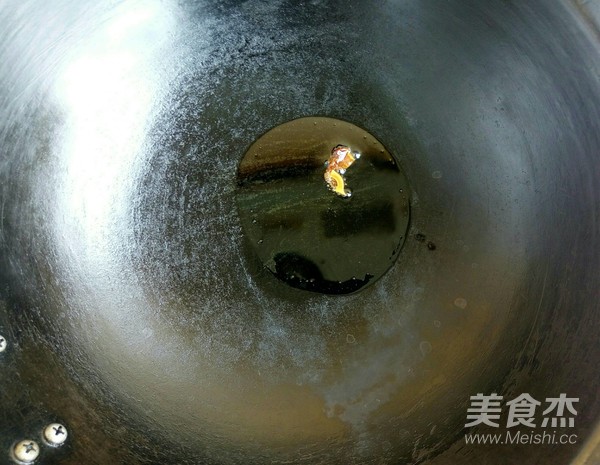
55,1,168,251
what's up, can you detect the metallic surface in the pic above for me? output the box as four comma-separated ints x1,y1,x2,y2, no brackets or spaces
12,440,39,464
43,423,68,447
0,0,599,464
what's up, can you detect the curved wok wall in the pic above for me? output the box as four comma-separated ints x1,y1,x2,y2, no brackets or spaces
0,0,599,464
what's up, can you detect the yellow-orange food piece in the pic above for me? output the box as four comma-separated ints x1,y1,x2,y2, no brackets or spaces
324,145,359,197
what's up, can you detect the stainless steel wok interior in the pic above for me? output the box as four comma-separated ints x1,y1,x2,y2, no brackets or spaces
1,0,599,464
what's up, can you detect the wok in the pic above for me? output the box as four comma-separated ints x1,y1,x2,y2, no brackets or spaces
0,0,599,464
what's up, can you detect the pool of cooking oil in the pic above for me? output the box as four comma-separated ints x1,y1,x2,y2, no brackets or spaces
236,116,410,294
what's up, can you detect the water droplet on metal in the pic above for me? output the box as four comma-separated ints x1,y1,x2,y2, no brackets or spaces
420,341,432,357
454,297,468,309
